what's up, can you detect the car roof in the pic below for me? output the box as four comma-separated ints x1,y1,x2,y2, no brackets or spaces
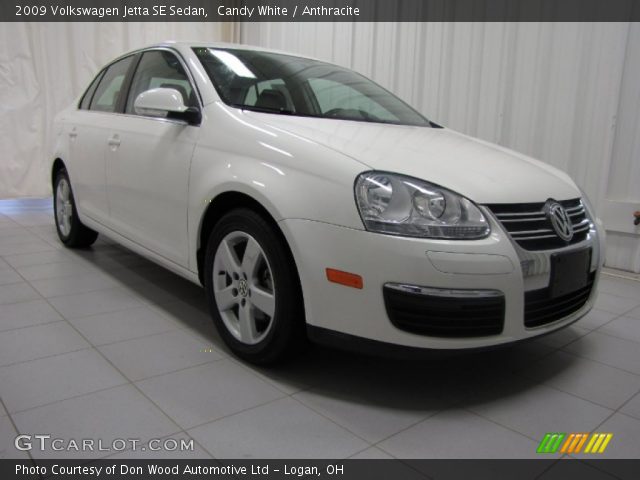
151,41,322,62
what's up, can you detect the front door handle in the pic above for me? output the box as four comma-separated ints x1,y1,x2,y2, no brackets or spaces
68,128,78,139
107,134,121,147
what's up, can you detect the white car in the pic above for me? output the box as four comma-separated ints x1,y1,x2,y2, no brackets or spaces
52,42,604,363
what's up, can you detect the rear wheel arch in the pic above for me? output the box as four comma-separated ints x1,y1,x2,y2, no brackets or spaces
51,158,66,187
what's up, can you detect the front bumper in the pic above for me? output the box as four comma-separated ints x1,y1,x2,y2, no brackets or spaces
279,209,603,350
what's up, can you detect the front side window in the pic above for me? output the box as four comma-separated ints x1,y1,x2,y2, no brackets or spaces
126,50,195,116
307,78,401,123
89,55,134,113
193,47,430,127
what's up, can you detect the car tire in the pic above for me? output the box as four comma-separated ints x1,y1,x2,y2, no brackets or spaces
204,208,305,364
53,168,99,248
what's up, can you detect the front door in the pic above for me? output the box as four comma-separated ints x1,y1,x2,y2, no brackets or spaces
106,49,200,267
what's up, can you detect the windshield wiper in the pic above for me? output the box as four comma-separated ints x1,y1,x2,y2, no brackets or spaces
230,103,295,115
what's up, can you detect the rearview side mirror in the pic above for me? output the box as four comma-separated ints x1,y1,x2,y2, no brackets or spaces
134,88,201,125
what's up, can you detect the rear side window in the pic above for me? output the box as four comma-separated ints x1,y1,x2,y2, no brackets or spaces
89,55,134,113
125,50,196,115
79,70,104,110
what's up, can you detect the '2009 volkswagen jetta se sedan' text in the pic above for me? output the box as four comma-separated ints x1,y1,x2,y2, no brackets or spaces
51,42,604,363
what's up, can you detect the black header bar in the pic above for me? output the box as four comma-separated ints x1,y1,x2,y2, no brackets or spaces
3,0,640,22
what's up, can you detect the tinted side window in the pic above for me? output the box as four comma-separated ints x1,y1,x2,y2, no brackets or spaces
243,79,295,111
89,55,134,113
126,50,195,116
79,70,104,110
307,78,399,122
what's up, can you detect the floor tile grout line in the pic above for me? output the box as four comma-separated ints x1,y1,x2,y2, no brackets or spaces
516,378,640,414
1,298,207,346
472,366,624,418
612,388,640,422
5,380,131,417
9,261,192,438
368,403,537,461
3,353,224,417
182,394,290,437
396,358,621,447
591,301,640,319
0,317,66,335
369,406,460,451
561,386,640,464
591,326,640,343
516,350,640,410
144,300,244,359
47,315,188,439
89,322,203,349
556,345,640,378
582,310,628,333
0,395,38,465
461,405,574,446
123,356,227,384
513,309,640,380
287,390,414,447
221,354,315,397
0,344,92,369
601,270,640,283
184,394,371,461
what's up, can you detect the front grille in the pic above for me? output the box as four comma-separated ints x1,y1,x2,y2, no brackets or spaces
383,285,505,338
487,198,590,251
524,272,596,328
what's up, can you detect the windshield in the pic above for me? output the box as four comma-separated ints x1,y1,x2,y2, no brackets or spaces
192,47,431,127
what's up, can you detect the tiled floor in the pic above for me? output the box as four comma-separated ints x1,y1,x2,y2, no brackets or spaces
1,198,640,462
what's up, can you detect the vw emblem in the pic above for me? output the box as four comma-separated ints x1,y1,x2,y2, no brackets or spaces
237,279,249,297
544,200,574,242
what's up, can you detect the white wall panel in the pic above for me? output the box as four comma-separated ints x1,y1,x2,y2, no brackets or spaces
605,22,640,272
241,22,640,271
0,22,230,199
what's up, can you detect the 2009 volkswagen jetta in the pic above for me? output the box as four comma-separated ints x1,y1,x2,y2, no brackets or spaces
51,42,604,363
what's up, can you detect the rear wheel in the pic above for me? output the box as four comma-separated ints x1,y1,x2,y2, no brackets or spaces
53,169,98,247
204,208,305,364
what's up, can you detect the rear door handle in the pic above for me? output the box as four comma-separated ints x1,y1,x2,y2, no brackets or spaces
107,134,120,147
68,128,78,139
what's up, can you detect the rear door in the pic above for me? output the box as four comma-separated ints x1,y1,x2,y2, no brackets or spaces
69,55,135,226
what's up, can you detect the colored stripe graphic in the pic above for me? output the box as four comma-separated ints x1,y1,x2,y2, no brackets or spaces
585,433,613,453
538,433,613,454
536,433,565,453
560,433,589,453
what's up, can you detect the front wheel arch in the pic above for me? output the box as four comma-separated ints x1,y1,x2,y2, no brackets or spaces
197,191,299,287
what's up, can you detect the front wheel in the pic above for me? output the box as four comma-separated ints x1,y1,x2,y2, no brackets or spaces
53,168,98,248
204,208,305,364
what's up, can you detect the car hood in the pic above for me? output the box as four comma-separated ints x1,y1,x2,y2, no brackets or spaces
248,114,580,204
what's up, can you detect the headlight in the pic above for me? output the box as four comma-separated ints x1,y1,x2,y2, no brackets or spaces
355,172,490,239
578,187,597,223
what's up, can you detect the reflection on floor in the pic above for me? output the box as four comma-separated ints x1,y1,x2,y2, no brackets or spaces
1,198,639,468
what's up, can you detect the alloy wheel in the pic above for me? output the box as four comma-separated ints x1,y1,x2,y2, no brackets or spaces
55,178,73,237
212,231,276,345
